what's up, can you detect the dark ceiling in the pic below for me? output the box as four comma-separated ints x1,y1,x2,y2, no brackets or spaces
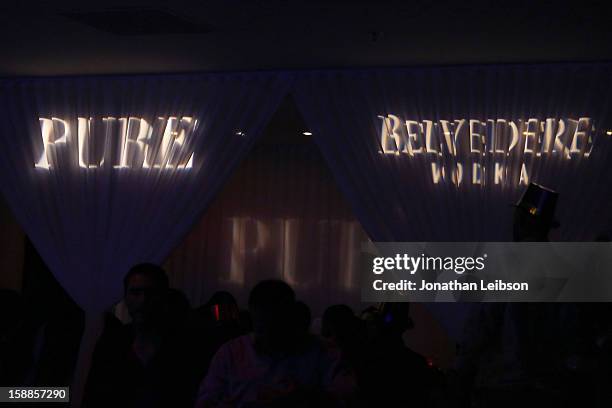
1,0,611,77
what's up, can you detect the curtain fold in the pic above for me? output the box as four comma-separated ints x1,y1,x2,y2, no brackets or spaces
292,64,612,354
293,64,612,242
0,73,293,405
0,72,293,313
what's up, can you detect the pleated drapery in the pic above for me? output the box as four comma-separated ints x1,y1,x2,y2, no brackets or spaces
0,73,292,405
0,73,292,313
293,64,612,242
1,64,610,316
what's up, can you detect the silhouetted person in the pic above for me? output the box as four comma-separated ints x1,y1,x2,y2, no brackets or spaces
457,183,567,407
199,291,239,322
197,291,243,340
360,303,430,407
194,291,246,378
321,305,365,406
83,263,199,408
358,306,381,343
0,289,31,385
19,238,86,386
322,305,358,341
196,280,339,407
322,305,366,374
560,233,612,406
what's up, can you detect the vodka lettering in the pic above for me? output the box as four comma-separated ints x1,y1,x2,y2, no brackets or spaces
378,116,596,187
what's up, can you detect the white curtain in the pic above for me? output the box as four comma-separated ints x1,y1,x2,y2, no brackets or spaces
0,72,292,403
292,64,612,349
293,64,612,242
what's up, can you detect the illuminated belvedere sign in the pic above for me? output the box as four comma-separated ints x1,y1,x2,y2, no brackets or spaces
35,116,198,170
378,116,596,186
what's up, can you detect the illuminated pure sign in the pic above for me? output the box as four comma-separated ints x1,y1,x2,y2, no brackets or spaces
378,116,596,186
35,116,197,170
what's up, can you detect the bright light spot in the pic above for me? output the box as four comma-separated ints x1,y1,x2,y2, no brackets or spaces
606,130,612,136
183,153,194,169
235,131,245,136
303,131,313,136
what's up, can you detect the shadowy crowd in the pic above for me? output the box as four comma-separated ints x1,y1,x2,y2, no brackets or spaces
2,183,612,407
76,261,612,408
3,261,612,407
76,264,442,407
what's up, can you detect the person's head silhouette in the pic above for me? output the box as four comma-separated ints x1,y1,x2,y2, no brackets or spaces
379,302,414,337
123,263,169,329
248,280,295,353
322,304,356,341
204,291,240,325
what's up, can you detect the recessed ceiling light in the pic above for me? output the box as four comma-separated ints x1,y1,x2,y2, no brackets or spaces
303,131,313,136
